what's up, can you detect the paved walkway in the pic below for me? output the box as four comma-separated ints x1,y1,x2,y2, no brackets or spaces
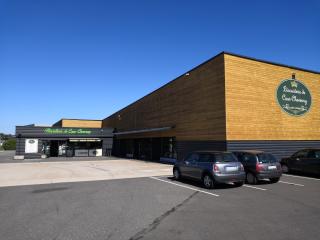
0,159,172,187
0,151,120,163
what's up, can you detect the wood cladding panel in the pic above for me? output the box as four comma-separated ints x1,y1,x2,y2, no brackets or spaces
62,120,102,128
225,54,320,140
103,55,226,141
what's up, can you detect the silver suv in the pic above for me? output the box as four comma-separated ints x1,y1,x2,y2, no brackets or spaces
173,151,245,189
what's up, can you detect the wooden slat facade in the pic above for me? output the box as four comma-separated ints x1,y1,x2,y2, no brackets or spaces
103,54,226,141
102,52,319,160
224,54,320,140
60,119,102,129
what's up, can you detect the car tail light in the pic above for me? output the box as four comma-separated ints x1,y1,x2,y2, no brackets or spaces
213,164,221,173
256,164,264,172
240,164,244,171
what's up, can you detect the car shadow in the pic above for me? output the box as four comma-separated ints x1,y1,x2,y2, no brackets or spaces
255,179,275,185
285,171,320,179
166,176,240,190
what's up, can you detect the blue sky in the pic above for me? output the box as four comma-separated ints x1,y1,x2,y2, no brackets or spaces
0,0,319,134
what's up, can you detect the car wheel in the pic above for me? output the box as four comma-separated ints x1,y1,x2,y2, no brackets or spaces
281,164,289,173
270,177,280,183
173,168,181,180
234,181,244,187
202,174,214,189
246,172,258,185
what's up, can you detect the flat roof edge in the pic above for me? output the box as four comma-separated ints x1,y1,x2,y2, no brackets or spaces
59,118,102,121
103,51,319,121
103,51,226,120
223,51,320,75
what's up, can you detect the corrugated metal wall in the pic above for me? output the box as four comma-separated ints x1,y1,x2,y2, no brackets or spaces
176,140,320,161
102,138,113,156
176,141,227,160
227,140,320,161
16,138,42,158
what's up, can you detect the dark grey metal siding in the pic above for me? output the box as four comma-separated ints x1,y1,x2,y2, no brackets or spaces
16,126,113,138
15,137,25,155
176,141,227,160
16,138,42,158
227,140,320,161
102,138,113,156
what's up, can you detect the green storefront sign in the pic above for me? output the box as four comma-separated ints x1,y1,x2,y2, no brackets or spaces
44,128,92,135
276,79,312,116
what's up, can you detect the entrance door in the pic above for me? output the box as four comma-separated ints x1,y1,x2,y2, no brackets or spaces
136,139,152,160
152,138,161,161
50,141,59,157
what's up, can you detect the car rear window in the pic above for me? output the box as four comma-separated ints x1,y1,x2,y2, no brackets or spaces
215,153,238,163
199,154,214,163
257,153,277,163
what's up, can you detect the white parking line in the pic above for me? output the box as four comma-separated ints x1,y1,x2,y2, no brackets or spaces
279,181,304,187
149,177,219,197
283,174,320,181
243,184,267,191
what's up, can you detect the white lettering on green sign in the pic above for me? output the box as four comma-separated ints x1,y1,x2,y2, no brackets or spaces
276,79,312,116
44,128,92,135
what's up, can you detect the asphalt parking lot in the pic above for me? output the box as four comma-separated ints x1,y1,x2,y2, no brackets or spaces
0,167,319,240
0,150,17,163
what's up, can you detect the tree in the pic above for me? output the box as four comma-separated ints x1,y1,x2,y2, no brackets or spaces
3,138,16,150
0,133,14,141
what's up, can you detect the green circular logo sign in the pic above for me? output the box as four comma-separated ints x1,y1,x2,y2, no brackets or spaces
276,79,312,116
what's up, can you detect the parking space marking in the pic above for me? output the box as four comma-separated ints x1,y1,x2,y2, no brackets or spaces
149,177,220,197
283,174,320,181
279,181,304,187
243,184,267,191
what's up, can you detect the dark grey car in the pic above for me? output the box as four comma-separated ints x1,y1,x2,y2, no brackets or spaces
281,148,320,175
173,151,245,189
233,150,282,184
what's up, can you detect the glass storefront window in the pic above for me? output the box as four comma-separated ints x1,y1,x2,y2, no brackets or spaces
41,140,102,157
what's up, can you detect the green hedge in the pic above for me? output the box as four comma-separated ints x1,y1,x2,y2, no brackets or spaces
3,139,16,150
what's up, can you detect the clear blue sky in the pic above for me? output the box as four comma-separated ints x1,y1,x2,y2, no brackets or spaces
1,0,319,134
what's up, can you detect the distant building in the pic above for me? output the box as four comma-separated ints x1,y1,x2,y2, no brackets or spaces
15,119,113,159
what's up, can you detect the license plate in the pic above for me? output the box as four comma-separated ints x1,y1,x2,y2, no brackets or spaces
268,166,277,170
225,166,238,172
